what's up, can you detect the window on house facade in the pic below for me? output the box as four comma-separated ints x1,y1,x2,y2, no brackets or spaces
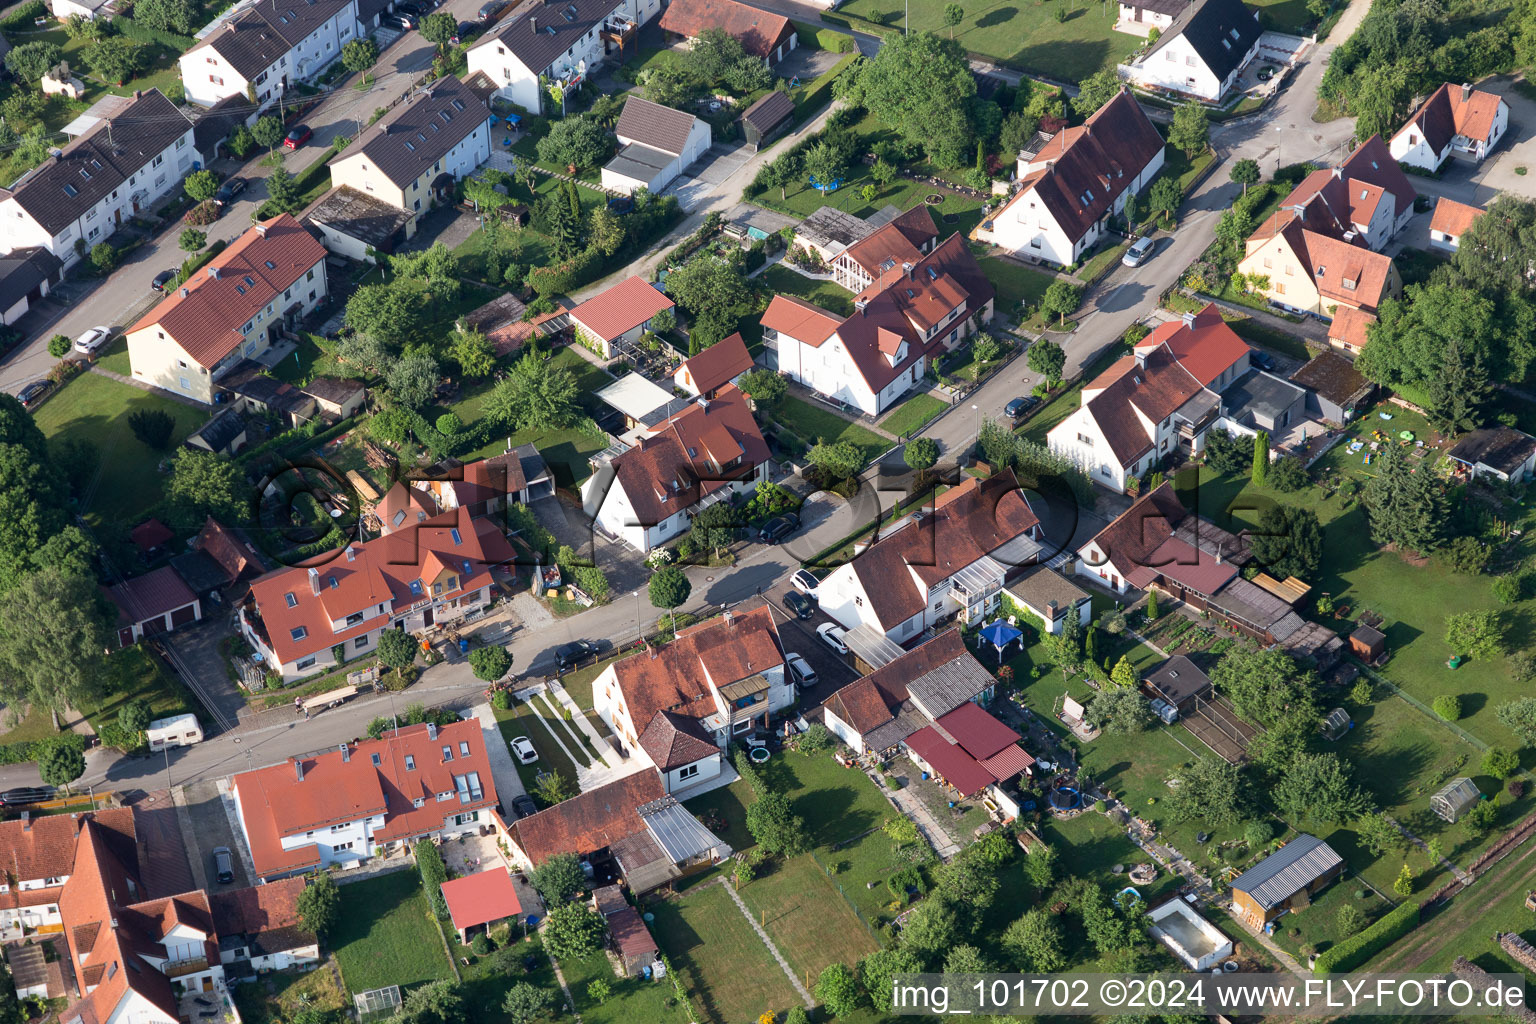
678,764,699,780
297,655,317,670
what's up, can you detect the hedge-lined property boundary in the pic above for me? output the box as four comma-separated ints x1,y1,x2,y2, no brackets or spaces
1312,900,1419,974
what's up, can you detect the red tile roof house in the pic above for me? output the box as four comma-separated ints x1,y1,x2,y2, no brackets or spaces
507,772,730,892
104,566,203,648
829,204,938,293
209,876,319,975
761,229,996,417
821,628,997,756
124,215,329,405
673,331,753,398
231,720,498,880
1326,306,1376,357
975,90,1166,269
1390,82,1510,173
237,505,512,680
1253,134,1419,252
657,0,797,63
815,473,1042,652
375,449,556,535
1429,196,1484,253
569,276,675,359
591,605,791,792
0,808,137,942
583,384,769,553
1045,302,1251,494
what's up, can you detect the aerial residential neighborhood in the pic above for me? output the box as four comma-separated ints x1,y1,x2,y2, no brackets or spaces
0,0,1533,1018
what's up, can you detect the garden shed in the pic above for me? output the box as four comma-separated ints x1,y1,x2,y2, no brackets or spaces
1431,777,1481,823
1350,624,1386,662
1319,707,1351,742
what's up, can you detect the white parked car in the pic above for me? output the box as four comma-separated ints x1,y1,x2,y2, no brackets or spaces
1122,236,1157,267
816,623,848,655
73,326,111,355
790,569,819,595
786,652,817,688
510,736,538,764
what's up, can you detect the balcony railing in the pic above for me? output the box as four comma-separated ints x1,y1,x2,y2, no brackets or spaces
164,956,209,978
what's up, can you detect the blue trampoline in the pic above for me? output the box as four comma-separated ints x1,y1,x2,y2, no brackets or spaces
808,175,842,193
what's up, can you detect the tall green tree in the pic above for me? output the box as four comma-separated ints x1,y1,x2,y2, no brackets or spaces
665,257,754,351
166,450,246,525
1002,909,1065,971
421,11,457,47
841,31,976,167
1072,70,1121,117
1165,757,1249,827
134,0,196,32
1357,283,1499,425
1248,504,1323,578
1027,338,1066,381
648,566,691,632
543,903,607,960
942,2,964,37
36,736,85,793
529,852,585,904
536,116,610,170
251,115,285,151
1229,158,1260,194
1251,430,1269,486
745,790,808,854
1168,102,1210,157
342,38,380,84
1041,281,1081,326
1274,752,1370,825
484,350,579,430
183,170,220,203
296,871,341,935
4,42,61,82
0,568,111,719
1362,442,1447,555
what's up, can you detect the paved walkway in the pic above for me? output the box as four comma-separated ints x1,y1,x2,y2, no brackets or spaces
868,765,960,860
473,703,529,803
716,876,815,1008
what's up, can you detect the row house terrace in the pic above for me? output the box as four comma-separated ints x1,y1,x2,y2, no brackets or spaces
180,0,363,111
238,505,512,680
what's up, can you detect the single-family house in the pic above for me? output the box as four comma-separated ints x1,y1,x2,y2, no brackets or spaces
601,97,712,195
740,90,794,150
1005,565,1092,635
1229,834,1343,927
592,605,790,773
328,75,495,221
0,90,195,267
570,275,675,358
441,870,522,943
658,0,796,62
674,331,752,397
179,0,363,111
239,505,511,680
106,566,203,648
1121,0,1262,102
1390,83,1509,172
791,205,880,265
762,231,995,416
125,215,328,405
1326,306,1375,356
0,247,60,326
507,772,729,892
466,0,661,115
0,807,138,941
975,90,1166,268
1445,427,1536,483
231,721,498,881
1115,0,1187,35
1046,303,1251,493
905,700,1035,801
1254,135,1419,251
816,472,1041,652
209,877,321,975
821,629,996,756
1429,196,1482,253
1237,213,1401,318
829,204,938,293
374,450,554,534
1289,349,1374,423
584,385,769,553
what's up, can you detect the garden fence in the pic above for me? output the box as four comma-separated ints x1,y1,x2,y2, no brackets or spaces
805,849,880,942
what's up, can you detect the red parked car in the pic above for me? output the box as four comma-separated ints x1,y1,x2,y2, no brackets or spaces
283,124,313,149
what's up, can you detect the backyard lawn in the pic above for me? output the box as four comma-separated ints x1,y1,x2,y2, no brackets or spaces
978,256,1055,325
758,263,855,318
34,372,210,527
768,397,888,463
78,647,196,736
233,964,349,1024
561,946,693,1024
331,871,453,994
733,855,881,988
494,703,582,799
878,393,948,437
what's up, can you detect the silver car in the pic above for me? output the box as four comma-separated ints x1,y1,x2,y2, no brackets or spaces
1122,236,1157,267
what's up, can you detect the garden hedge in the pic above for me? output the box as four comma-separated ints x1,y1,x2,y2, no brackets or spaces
1312,900,1419,974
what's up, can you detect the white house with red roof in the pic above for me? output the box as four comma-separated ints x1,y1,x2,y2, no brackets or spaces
976,91,1165,268
584,384,769,553
1390,83,1509,173
238,505,512,680
1429,196,1484,253
125,215,328,405
591,605,789,782
231,720,497,881
830,205,939,292
1046,303,1250,493
569,275,675,359
816,473,1041,650
761,229,995,416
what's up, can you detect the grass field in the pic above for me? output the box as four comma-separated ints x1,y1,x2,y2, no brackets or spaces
562,946,693,1024
879,393,948,436
769,397,889,463
494,703,582,801
33,372,209,527
646,882,803,1024
233,964,348,1024
331,871,453,994
734,854,881,985
78,647,195,735
758,263,855,318
979,256,1056,324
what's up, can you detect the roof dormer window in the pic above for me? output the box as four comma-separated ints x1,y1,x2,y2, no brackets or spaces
405,755,416,770
285,592,298,607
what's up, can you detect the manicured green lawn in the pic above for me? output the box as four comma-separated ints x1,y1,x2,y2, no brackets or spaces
33,372,209,527
979,256,1055,324
646,882,803,1024
331,871,453,994
494,703,581,800
562,946,692,1024
1225,315,1311,361
1266,861,1390,959
734,852,881,985
95,336,132,377
759,263,855,317
78,647,195,735
879,393,947,436
769,397,889,462
831,0,1143,80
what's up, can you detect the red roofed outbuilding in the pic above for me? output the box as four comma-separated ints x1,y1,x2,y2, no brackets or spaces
441,869,522,942
570,276,675,358
658,0,797,62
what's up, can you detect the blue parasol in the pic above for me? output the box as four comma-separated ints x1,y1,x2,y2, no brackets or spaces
978,620,1023,663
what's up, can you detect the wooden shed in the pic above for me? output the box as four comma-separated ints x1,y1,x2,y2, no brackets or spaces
1228,834,1343,928
1349,624,1386,662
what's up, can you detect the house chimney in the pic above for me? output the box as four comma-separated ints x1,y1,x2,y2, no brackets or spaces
255,223,268,237
1462,83,1472,102
1181,311,1196,328
724,608,734,626
179,287,189,298
530,15,537,31
20,813,29,832
71,813,81,838
902,262,913,278
340,743,350,762
427,722,437,741
294,758,305,781
207,266,220,279
227,21,235,31
308,567,321,594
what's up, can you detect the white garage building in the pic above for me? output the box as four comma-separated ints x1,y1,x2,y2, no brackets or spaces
601,97,711,195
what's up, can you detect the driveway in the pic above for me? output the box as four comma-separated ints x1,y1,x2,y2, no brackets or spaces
160,618,249,733
531,494,651,596
178,777,253,892
665,143,755,211
128,789,197,899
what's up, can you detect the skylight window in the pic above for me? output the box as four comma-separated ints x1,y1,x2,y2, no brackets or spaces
285,592,298,607
63,184,77,197
451,99,465,111
409,579,424,595
1230,27,1240,39
235,285,246,294
1221,38,1231,49
450,528,462,545
328,575,338,589
244,276,255,287
79,169,90,180
290,626,308,641
265,260,276,269
439,111,452,123
404,140,416,151
371,752,381,766
405,755,416,771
